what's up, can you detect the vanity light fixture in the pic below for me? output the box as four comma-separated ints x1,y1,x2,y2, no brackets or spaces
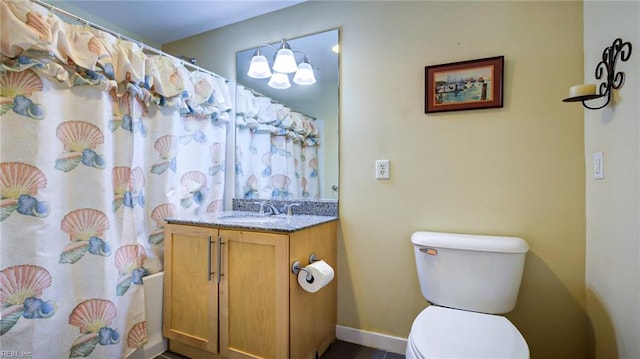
563,38,632,110
292,56,316,85
272,40,298,73
246,49,272,79
268,72,291,89
247,38,317,88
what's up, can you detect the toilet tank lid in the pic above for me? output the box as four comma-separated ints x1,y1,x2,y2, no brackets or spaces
411,231,529,253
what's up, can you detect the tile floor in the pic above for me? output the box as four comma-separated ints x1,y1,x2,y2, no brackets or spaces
156,340,406,359
155,352,188,359
321,340,405,359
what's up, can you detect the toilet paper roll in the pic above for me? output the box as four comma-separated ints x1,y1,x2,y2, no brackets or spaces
297,260,334,293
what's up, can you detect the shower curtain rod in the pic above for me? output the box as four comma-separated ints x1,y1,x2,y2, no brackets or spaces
30,0,223,80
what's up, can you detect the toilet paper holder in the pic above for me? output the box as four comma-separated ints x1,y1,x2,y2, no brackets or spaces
291,253,321,283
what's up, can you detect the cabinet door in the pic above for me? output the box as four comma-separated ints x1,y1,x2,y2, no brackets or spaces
219,230,289,359
163,224,219,353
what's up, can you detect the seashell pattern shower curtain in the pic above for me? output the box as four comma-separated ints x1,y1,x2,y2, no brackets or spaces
0,1,231,357
235,86,321,200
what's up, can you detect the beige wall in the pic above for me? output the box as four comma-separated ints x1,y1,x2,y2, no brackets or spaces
584,2,640,358
164,1,587,357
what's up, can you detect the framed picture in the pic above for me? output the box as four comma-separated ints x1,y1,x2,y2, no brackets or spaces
425,56,504,113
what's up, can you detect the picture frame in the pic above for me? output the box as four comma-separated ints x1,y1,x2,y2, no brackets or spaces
425,56,504,113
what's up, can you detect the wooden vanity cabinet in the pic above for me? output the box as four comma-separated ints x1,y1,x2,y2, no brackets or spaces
163,221,337,359
288,222,338,359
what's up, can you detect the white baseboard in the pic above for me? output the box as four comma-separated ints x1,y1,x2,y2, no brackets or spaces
336,325,407,355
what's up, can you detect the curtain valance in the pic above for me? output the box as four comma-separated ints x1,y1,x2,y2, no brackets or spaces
1,0,231,119
235,86,319,145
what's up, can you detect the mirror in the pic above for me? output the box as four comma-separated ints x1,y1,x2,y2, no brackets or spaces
235,29,339,201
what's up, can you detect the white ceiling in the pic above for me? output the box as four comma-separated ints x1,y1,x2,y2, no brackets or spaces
55,0,306,45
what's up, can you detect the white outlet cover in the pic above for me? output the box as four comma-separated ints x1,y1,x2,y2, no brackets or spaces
376,160,390,180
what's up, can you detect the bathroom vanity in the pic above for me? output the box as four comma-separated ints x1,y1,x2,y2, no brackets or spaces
162,212,338,359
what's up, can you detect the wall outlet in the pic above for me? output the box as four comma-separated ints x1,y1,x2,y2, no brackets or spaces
376,160,390,180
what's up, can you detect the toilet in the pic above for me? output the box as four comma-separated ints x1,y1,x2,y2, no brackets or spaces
407,231,530,359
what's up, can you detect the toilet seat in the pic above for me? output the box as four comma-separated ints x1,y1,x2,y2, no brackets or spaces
407,306,529,359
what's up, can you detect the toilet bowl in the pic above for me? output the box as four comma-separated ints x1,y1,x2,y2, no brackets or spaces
406,306,529,359
408,231,530,358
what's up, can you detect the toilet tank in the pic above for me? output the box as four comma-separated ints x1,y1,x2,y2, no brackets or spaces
411,231,528,314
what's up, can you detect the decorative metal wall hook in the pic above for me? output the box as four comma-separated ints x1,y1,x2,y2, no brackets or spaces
563,38,632,110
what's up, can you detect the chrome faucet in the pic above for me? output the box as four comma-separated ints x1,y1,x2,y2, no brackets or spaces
253,201,267,214
253,201,282,215
284,203,301,216
263,203,281,215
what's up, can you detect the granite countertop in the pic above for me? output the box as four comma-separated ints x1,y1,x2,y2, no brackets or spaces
166,211,338,233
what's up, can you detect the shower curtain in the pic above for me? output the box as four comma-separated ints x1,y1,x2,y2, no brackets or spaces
0,1,230,357
235,86,321,200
